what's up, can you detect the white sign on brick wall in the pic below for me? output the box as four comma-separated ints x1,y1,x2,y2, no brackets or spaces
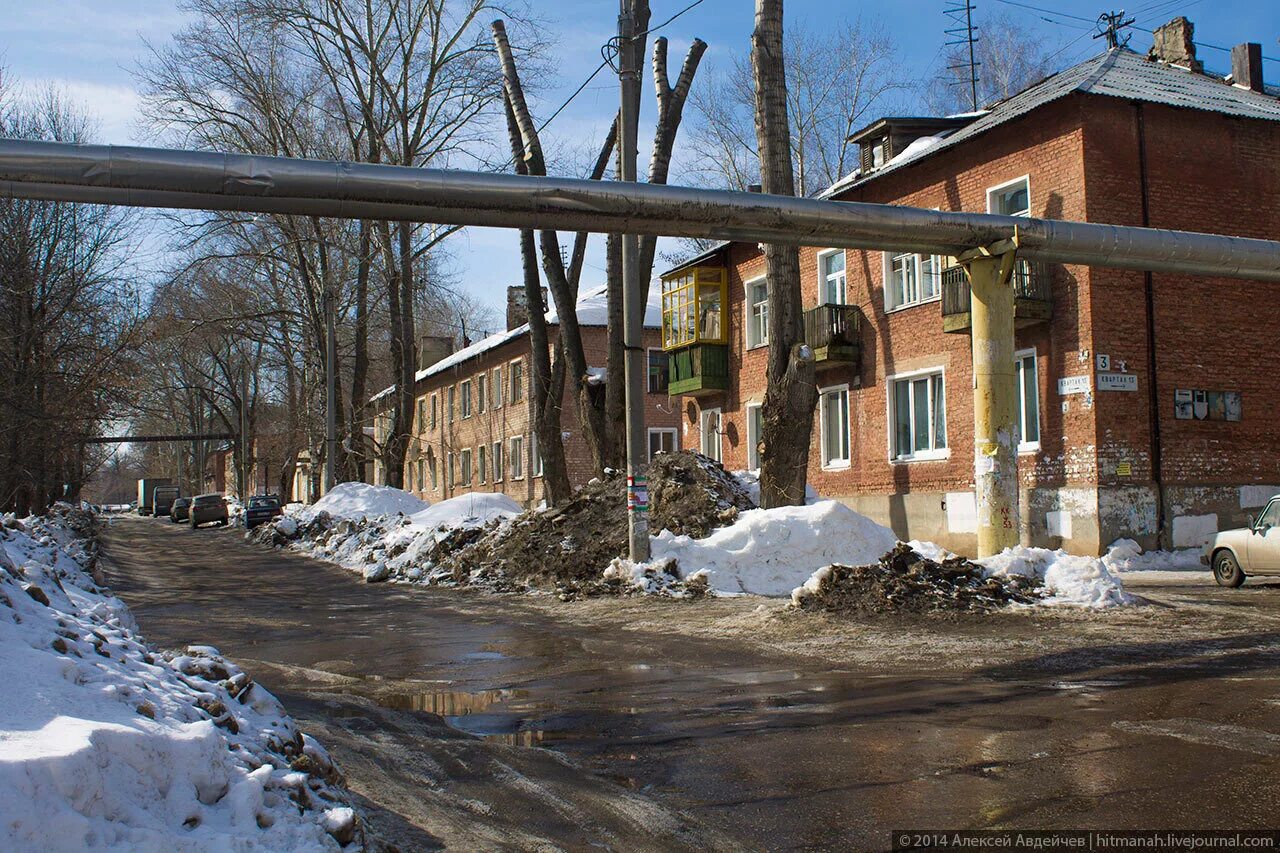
1096,372,1138,392
1057,375,1091,395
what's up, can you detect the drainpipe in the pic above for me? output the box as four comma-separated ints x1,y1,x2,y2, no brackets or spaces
964,242,1021,557
1136,103,1167,548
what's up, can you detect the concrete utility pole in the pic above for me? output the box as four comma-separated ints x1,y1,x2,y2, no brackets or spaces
960,241,1020,556
618,0,649,562
324,278,337,495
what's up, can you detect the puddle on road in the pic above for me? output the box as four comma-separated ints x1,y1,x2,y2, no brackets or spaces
379,686,550,746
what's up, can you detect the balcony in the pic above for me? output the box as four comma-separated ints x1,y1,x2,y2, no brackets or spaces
803,303,862,369
668,343,730,397
941,260,1054,333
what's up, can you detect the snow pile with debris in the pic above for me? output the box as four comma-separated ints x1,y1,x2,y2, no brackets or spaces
981,546,1131,608
1100,538,1205,572
301,481,428,522
0,506,359,851
651,500,899,597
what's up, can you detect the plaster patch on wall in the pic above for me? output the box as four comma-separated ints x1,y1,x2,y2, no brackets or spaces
1240,485,1280,508
946,491,977,534
1172,513,1218,548
1099,486,1158,537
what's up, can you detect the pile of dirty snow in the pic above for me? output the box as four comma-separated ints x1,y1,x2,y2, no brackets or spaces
0,505,360,850
791,542,1043,614
256,492,522,586
981,545,1132,607
1101,538,1205,573
651,500,898,597
436,452,757,592
300,481,428,522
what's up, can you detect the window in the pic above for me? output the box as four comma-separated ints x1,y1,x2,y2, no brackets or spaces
1015,349,1041,450
491,441,503,482
530,431,543,477
745,278,768,349
478,445,487,483
429,453,438,490
647,349,669,394
746,403,763,471
819,386,851,468
477,375,487,413
448,452,455,485
460,380,472,419
661,267,727,348
648,428,677,460
509,436,524,479
890,369,947,460
886,252,942,309
492,366,503,408
430,394,438,430
416,397,426,431
700,408,722,463
460,448,472,485
447,386,456,422
1259,500,1280,529
989,176,1030,217
510,360,524,403
819,251,846,305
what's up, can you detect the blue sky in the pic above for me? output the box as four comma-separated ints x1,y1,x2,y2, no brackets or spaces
3,0,1278,326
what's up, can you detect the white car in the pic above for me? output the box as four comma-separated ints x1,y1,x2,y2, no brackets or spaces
1203,496,1280,587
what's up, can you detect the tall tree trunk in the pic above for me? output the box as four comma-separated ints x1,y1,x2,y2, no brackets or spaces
347,221,372,482
753,0,817,509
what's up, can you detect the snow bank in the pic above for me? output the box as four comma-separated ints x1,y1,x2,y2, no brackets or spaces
304,481,428,522
981,546,1131,608
1101,538,1205,573
0,508,355,850
652,500,898,597
732,470,818,506
408,492,520,531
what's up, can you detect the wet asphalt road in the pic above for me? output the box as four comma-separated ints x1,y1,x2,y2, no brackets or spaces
100,516,1280,851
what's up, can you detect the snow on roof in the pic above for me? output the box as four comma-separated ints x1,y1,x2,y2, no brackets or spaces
820,48,1280,198
371,284,662,404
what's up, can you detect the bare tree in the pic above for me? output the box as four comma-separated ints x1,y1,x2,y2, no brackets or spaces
685,17,904,196
753,0,817,510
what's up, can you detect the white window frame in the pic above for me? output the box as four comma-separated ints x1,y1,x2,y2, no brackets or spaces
492,366,503,408
509,435,524,480
477,444,487,483
744,275,768,349
460,379,472,419
531,431,543,478
477,374,487,414
448,451,455,485
745,402,763,472
1015,347,1041,453
460,448,472,485
447,386,456,422
886,366,949,462
647,427,677,461
816,249,847,305
429,393,438,430
818,384,852,470
987,175,1031,217
700,407,723,463
509,359,524,403
884,251,943,311
429,453,438,490
416,396,427,432
491,441,504,482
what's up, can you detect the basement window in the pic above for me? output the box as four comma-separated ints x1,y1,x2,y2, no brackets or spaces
889,369,947,461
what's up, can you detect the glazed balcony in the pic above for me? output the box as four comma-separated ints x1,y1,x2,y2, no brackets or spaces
940,260,1054,333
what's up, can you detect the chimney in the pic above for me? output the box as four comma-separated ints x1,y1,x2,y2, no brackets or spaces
506,284,548,331
417,334,453,370
1148,17,1203,73
1231,42,1264,92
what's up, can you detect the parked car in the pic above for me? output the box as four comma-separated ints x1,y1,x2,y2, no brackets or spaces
244,494,283,529
1203,495,1280,587
170,497,192,523
189,494,229,529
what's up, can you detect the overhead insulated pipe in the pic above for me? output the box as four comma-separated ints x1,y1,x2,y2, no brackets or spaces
1,139,1280,282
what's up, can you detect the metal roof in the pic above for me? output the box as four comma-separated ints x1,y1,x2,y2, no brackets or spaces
822,48,1280,197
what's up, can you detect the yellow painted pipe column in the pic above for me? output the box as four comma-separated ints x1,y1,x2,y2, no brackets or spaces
968,253,1020,557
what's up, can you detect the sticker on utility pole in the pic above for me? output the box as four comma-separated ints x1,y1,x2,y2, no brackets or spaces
1097,372,1138,392
627,475,649,512
1057,376,1091,395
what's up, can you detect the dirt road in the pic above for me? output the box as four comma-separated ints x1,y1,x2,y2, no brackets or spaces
101,516,1280,850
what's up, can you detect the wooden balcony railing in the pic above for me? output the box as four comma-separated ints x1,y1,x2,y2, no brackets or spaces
941,260,1054,333
803,303,862,367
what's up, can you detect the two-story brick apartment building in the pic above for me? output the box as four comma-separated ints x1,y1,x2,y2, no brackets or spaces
662,28,1280,555
372,285,680,507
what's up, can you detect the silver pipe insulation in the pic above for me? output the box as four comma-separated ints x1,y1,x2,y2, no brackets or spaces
1,138,1278,282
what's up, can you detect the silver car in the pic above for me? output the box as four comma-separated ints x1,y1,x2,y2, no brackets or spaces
1203,496,1280,587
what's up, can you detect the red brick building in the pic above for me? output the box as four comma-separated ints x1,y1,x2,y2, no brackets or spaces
662,33,1280,555
372,285,680,507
